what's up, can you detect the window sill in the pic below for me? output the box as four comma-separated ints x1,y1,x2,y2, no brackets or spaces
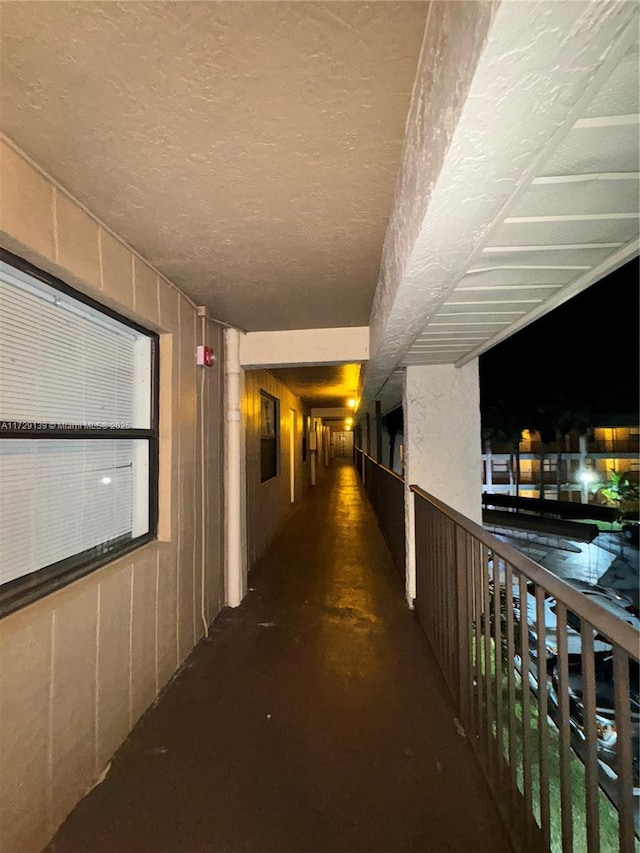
0,533,156,620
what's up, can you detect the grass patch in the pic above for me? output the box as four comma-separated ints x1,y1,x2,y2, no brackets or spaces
572,519,623,532
472,636,637,852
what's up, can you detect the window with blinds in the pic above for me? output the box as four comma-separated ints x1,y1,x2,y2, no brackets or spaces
0,250,158,616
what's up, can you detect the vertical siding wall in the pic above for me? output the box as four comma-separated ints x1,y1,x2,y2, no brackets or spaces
244,370,310,569
0,138,225,852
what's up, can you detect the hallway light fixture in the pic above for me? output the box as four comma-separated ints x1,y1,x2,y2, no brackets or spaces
346,417,353,426
347,398,356,408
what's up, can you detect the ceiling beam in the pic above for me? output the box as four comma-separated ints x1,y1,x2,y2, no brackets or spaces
503,213,637,223
311,407,352,419
532,172,640,184
239,326,369,369
573,114,639,129
456,236,640,367
465,266,590,274
482,242,624,252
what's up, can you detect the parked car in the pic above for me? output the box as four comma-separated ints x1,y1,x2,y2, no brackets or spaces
488,564,639,670
489,560,633,608
549,652,640,790
515,579,639,668
496,578,640,672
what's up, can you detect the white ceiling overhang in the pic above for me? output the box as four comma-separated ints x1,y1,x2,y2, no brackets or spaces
364,0,639,415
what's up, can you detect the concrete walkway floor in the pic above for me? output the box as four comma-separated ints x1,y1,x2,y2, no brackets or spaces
49,459,511,853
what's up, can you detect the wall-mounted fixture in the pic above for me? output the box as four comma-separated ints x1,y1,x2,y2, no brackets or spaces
196,345,216,367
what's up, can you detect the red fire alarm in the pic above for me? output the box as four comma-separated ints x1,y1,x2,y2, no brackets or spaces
196,345,215,367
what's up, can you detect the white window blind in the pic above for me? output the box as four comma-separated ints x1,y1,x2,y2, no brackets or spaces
0,256,155,597
0,260,150,428
0,439,150,585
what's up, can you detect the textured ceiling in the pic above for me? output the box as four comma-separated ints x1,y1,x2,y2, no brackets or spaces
0,1,428,331
270,364,361,408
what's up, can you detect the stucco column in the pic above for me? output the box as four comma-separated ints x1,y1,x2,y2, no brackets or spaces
403,360,482,605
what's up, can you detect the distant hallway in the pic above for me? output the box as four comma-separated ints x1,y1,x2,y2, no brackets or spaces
49,459,511,853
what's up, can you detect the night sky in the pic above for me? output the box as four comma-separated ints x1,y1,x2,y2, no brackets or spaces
479,257,639,425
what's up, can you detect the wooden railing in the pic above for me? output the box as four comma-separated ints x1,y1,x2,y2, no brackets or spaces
354,445,638,851
412,485,639,853
354,447,405,579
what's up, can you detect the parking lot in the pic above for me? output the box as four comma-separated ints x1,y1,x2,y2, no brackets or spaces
490,527,639,606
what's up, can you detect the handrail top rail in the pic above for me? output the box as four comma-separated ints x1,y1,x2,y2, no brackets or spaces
377,463,404,484
411,483,640,660
355,447,405,484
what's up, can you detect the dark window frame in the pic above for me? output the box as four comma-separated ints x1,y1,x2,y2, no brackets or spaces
259,390,279,483
0,248,159,619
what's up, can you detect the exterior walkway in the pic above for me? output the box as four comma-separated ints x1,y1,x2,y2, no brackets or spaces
49,459,511,853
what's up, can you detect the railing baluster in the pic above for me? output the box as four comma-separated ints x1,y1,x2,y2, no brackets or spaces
448,518,457,694
467,530,478,739
493,555,504,796
445,518,452,690
504,562,518,830
519,572,533,842
555,601,573,853
612,645,634,853
430,503,435,646
442,517,448,683
438,510,443,661
416,499,425,625
580,623,600,853
456,527,471,726
474,536,486,769
535,585,551,848
435,507,442,662
443,517,450,684
482,544,493,779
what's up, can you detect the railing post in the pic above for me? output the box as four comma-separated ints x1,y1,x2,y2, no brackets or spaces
405,484,416,607
455,525,470,722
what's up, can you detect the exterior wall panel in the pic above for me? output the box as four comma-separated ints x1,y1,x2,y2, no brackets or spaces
243,369,311,569
0,138,226,852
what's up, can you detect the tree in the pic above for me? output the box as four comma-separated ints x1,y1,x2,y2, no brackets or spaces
481,401,526,495
526,398,592,501
597,468,639,514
